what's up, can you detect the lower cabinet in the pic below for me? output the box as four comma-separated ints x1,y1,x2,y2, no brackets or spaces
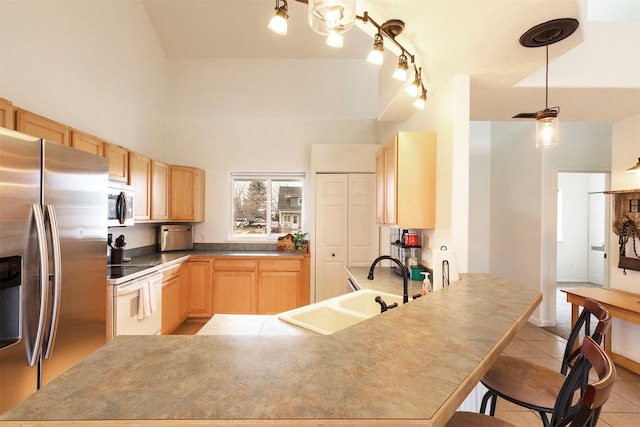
161,263,187,335
212,259,257,314
258,260,302,314
187,258,213,318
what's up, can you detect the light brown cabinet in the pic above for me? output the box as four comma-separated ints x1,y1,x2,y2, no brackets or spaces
129,151,151,221
70,129,104,156
187,258,213,318
257,259,303,314
169,165,206,222
212,259,257,314
104,142,129,183
0,98,15,129
375,131,436,229
161,264,185,335
15,108,70,146
151,160,169,221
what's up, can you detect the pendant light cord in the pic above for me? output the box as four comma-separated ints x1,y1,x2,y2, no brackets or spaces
545,45,549,110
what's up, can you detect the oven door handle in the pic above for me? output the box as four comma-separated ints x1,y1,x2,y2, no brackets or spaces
115,192,127,224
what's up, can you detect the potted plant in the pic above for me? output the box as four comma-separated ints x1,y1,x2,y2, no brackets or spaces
292,232,308,253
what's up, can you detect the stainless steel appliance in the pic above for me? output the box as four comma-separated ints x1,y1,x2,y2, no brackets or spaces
0,128,108,413
158,224,194,251
107,182,134,227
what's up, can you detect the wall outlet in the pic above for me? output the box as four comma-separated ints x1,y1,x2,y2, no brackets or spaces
200,234,206,241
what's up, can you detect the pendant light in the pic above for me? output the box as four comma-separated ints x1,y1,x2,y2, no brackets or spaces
512,18,579,149
308,0,356,37
268,0,289,36
627,158,640,174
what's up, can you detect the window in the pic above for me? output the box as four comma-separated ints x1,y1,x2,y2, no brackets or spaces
231,173,305,240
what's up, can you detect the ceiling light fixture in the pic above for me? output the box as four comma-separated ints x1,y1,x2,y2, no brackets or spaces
269,2,428,110
512,18,579,149
392,53,408,81
268,0,289,36
405,66,421,98
366,33,384,65
308,0,356,37
627,158,640,174
413,86,427,110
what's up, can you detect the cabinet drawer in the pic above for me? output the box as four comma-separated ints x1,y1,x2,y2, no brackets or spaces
259,259,301,272
214,259,256,271
161,264,181,282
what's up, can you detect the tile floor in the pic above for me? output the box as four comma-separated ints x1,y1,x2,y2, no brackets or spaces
172,317,640,426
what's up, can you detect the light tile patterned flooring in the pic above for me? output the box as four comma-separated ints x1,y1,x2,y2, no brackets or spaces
173,318,640,426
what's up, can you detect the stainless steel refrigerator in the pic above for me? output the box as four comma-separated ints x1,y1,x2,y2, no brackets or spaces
0,128,108,413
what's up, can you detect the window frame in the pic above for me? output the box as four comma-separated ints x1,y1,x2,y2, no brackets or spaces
230,172,306,242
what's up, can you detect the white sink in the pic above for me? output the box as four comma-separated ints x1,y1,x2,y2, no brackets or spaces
278,289,404,335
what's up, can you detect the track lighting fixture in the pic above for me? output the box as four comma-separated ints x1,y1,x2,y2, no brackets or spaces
406,66,421,98
627,158,640,174
413,86,427,110
392,53,408,81
366,33,384,65
268,0,289,35
268,1,429,111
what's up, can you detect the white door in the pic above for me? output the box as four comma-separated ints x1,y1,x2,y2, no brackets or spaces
315,174,348,301
347,174,378,267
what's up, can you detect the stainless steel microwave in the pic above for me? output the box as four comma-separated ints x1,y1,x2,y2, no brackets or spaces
107,182,134,226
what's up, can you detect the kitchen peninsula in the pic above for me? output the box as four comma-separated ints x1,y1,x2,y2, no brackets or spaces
1,272,541,426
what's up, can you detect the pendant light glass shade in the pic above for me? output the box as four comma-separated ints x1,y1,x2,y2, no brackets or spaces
535,110,559,148
626,157,640,174
308,0,356,36
268,0,288,35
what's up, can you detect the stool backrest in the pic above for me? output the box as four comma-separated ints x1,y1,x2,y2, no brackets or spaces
550,336,616,427
561,297,611,375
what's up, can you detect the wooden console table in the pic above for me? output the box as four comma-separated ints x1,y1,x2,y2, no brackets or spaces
562,287,640,374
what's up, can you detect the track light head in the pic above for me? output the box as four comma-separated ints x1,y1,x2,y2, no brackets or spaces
392,53,409,81
405,66,421,97
413,86,427,110
326,30,344,48
268,0,289,35
367,33,384,65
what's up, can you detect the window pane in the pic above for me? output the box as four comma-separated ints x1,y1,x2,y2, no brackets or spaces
231,174,304,240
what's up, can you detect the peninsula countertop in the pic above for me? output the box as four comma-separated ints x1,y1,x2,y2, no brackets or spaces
1,272,541,426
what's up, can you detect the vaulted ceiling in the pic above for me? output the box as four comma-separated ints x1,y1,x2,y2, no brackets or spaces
143,0,640,123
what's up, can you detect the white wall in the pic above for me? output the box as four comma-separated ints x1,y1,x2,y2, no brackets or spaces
0,0,168,157
164,59,379,243
468,121,491,273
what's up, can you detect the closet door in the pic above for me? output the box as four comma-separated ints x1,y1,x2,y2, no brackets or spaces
315,174,348,302
347,174,378,267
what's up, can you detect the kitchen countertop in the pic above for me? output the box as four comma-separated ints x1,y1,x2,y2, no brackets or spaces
1,272,541,426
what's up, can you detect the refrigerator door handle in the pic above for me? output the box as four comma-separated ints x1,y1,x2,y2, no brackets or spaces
30,204,49,367
42,204,62,359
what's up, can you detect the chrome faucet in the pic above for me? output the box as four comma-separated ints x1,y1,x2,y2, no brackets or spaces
367,255,409,304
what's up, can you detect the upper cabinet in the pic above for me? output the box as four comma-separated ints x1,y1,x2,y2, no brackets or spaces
70,129,104,157
0,98,15,129
129,151,151,221
169,165,206,222
104,142,129,183
15,108,70,145
151,160,169,222
375,131,436,229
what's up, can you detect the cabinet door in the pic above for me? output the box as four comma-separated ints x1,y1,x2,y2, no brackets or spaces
15,108,70,146
212,271,256,314
129,152,151,221
396,132,437,229
70,130,104,156
375,149,385,225
194,167,206,222
104,142,129,183
258,271,300,314
151,160,169,221
188,260,212,317
180,263,189,320
0,98,15,129
384,139,397,225
162,276,182,335
169,165,196,221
